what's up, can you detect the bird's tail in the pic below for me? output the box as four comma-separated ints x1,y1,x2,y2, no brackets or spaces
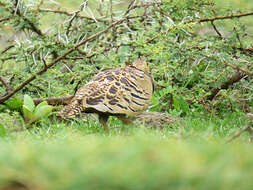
58,99,83,118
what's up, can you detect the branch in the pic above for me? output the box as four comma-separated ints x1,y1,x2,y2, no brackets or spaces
189,11,253,23
226,125,253,143
0,45,15,54
226,112,253,143
13,1,43,36
32,95,73,105
0,18,126,103
37,8,105,22
211,21,222,38
1,1,44,36
207,72,247,101
0,17,9,22
124,0,137,16
234,47,253,56
220,62,253,75
0,76,12,95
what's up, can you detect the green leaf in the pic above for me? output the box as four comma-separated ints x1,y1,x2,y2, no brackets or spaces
0,124,6,137
173,95,180,111
4,97,23,110
179,96,190,114
152,94,158,105
0,105,7,112
23,95,35,112
23,105,35,124
33,105,53,121
34,101,48,113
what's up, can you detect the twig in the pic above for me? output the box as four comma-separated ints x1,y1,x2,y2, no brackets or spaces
220,62,253,75
124,0,137,16
32,95,73,105
189,11,253,23
0,76,12,94
1,1,44,36
74,80,81,95
66,11,80,36
65,2,87,36
0,18,126,103
211,21,222,38
233,27,243,48
0,17,9,22
0,45,15,54
13,1,43,36
235,47,253,56
207,72,247,101
132,2,162,11
226,125,253,143
37,8,105,22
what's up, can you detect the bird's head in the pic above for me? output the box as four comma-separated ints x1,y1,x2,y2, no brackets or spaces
132,58,149,73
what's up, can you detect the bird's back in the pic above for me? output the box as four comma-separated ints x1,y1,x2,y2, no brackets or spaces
59,64,153,118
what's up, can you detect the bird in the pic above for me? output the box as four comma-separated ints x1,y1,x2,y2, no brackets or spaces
58,58,154,132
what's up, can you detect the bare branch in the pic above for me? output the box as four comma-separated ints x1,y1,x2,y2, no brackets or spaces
233,27,243,48
0,45,15,54
32,95,74,105
211,21,222,38
0,17,9,22
124,0,136,16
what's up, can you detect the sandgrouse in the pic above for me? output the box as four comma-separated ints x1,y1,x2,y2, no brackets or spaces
59,59,154,132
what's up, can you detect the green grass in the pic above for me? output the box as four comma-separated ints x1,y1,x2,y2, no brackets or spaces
0,128,253,190
0,112,253,189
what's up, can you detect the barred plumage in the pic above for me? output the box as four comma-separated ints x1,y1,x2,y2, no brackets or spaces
59,59,154,132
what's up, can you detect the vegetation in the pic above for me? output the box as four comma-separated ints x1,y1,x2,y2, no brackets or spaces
0,0,252,189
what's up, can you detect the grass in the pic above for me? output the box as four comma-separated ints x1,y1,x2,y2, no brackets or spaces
0,112,253,189
0,129,253,190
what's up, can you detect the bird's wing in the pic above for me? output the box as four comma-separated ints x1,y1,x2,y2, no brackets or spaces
82,67,153,116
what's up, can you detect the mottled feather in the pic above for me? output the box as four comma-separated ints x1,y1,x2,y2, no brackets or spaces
59,59,154,130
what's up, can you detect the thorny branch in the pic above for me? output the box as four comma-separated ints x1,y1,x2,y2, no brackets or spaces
36,8,105,22
0,18,127,103
189,11,253,23
12,0,44,36
66,2,88,36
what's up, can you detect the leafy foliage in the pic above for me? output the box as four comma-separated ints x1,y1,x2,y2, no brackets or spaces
22,95,53,124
